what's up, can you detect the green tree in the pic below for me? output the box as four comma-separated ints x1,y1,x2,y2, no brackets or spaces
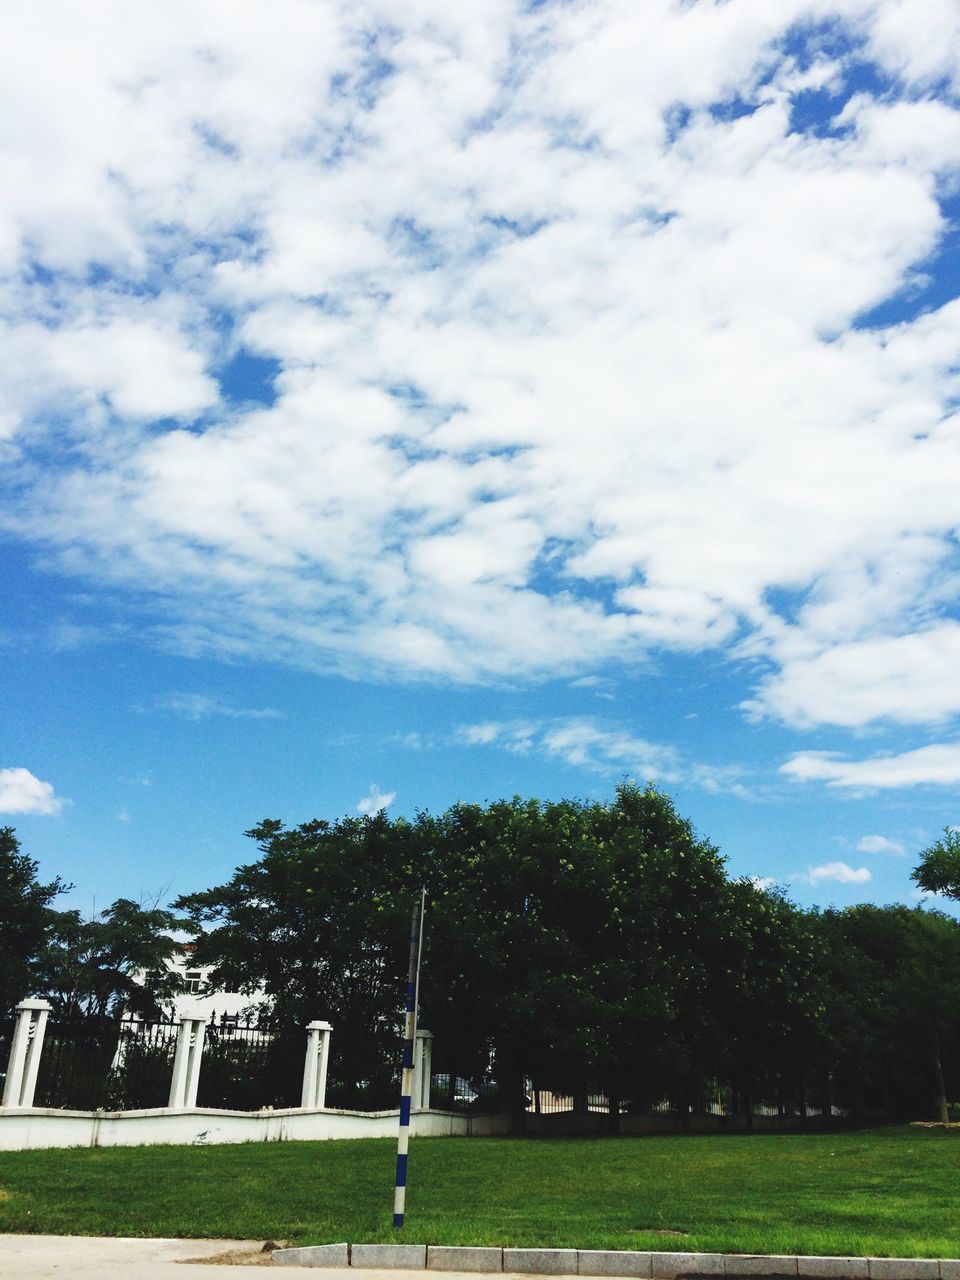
809,906,891,1120
814,904,960,1122
912,828,960,901
895,908,960,1123
0,827,66,1012
39,898,185,1019
709,885,824,1125
176,813,425,1103
176,784,739,1124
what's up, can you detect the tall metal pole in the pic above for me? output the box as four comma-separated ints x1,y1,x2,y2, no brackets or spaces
393,887,426,1229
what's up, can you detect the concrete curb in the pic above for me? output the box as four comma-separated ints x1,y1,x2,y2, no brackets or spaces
270,1245,960,1278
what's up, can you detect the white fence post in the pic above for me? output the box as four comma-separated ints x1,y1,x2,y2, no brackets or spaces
167,1014,207,1109
2,999,53,1108
301,1020,332,1109
413,1028,433,1111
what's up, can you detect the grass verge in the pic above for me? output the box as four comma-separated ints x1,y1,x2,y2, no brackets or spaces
0,1127,957,1258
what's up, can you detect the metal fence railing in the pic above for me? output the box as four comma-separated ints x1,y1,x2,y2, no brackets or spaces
428,1065,501,1113
4,1011,841,1124
526,1089,610,1114
33,1015,180,1111
105,1017,179,1109
325,1061,401,1112
520,1078,798,1119
195,1012,303,1111
34,1016,118,1110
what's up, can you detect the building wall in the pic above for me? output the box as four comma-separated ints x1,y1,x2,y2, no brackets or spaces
161,951,269,1021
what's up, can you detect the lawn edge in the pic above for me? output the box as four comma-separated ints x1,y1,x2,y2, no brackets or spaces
271,1243,958,1278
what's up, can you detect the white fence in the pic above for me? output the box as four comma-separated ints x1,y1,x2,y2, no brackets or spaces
0,999,510,1151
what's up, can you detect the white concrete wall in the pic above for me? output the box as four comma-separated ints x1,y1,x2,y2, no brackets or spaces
0,1106,512,1151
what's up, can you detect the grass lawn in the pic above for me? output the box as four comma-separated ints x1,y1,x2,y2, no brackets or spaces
0,1127,957,1258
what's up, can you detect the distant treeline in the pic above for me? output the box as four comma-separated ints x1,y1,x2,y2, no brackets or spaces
3,787,959,1123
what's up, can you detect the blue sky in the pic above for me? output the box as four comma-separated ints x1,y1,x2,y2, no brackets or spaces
2,0,960,915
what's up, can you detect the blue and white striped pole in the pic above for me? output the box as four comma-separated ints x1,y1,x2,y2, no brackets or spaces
394,888,426,1229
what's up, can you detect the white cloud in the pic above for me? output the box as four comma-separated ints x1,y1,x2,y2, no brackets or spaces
149,693,281,721
0,767,64,815
0,2,959,740
865,0,960,92
856,834,906,855
802,861,872,885
455,716,753,797
357,784,396,816
745,624,960,729
49,320,218,421
456,717,679,778
749,875,779,892
782,743,960,789
47,622,118,652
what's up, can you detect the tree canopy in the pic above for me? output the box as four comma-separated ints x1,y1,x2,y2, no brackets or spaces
0,827,66,1011
38,898,186,1019
174,784,960,1122
4,796,960,1125
913,828,960,902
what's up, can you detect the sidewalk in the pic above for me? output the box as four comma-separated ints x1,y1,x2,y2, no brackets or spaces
0,1234,312,1278
0,1237,520,1280
3,1237,956,1280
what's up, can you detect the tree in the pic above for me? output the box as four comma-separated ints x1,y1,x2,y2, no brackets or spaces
813,904,960,1122
175,784,740,1121
341,785,733,1121
912,828,960,901
894,908,960,1123
176,813,425,1103
0,827,67,1012
709,885,824,1126
38,898,186,1019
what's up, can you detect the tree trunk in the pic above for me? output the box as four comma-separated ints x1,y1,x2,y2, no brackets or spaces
852,1075,864,1122
607,1091,621,1134
497,1040,527,1134
821,1071,833,1121
678,1080,691,1132
932,1025,949,1124
742,1088,753,1131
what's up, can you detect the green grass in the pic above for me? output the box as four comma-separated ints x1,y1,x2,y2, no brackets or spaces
0,1128,957,1258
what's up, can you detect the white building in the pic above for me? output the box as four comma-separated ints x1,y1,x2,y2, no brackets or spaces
163,946,269,1023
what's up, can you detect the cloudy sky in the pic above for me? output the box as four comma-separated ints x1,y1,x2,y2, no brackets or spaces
2,0,959,912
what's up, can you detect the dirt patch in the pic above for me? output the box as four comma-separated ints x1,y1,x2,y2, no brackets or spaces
0,1188,11,1201
628,1228,690,1238
181,1242,286,1266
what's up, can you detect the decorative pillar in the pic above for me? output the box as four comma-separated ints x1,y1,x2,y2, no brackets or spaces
301,1020,333,1109
413,1028,433,1110
168,1014,207,1109
2,999,52,1108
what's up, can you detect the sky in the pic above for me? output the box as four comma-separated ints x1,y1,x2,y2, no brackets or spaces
2,0,960,917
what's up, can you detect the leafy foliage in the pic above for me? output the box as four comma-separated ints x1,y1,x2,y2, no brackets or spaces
913,827,960,901
37,898,186,1019
175,784,960,1121
0,827,67,1011
6,799,960,1126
